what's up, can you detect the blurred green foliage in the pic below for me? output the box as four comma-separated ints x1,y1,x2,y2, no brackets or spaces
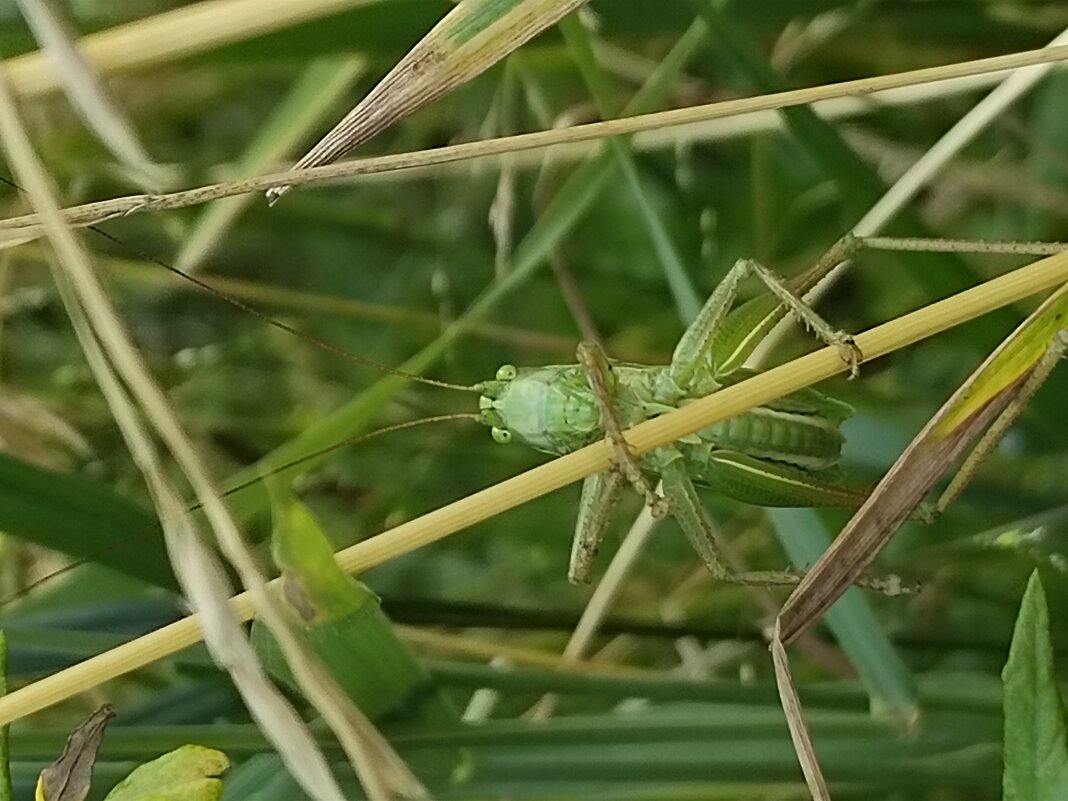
0,1,1066,798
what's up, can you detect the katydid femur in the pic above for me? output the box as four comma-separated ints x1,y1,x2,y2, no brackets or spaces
476,237,870,585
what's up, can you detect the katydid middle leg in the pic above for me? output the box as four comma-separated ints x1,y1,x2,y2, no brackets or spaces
569,470,625,584
662,457,909,593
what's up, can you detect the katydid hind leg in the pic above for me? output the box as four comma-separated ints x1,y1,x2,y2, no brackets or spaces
706,450,869,509
705,235,863,378
661,460,906,593
935,329,1068,515
743,259,863,377
661,459,803,587
569,471,624,584
576,341,669,517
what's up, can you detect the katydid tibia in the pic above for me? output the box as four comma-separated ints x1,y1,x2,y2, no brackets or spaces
475,237,870,585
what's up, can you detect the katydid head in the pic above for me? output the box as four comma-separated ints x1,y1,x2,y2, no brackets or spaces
475,362,601,455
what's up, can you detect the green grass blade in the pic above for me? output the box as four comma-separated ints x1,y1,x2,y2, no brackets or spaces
255,491,458,730
560,14,703,322
0,451,174,591
1002,571,1068,801
176,56,367,272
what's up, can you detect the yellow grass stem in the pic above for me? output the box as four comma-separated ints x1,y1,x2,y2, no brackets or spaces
0,249,1066,725
5,0,376,98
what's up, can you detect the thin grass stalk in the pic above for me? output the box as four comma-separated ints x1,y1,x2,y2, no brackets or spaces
0,49,349,801
1,248,1066,724
3,44,1067,238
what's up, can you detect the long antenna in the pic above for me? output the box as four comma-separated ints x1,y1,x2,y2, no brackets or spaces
0,171,484,605
0,412,480,607
0,175,479,393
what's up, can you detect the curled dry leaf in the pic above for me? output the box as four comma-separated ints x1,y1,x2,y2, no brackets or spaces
36,705,114,801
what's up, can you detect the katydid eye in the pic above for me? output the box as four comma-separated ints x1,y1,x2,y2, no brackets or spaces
496,364,518,381
491,427,512,444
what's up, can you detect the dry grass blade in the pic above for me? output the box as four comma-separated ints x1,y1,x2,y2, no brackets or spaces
396,626,654,676
14,0,169,191
1,248,1068,724
777,281,1068,647
770,281,1068,801
36,705,113,801
268,0,590,202
771,622,829,801
6,0,377,99
0,50,353,801
3,42,1066,239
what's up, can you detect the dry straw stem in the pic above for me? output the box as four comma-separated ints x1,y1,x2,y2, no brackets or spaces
4,0,376,99
3,43,1068,240
396,626,654,678
0,39,350,801
14,0,165,189
3,249,1068,725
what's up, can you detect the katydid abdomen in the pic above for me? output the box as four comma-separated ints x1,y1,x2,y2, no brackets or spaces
694,407,844,471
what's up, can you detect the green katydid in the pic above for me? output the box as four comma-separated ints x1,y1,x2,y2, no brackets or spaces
473,236,869,585
13,230,1061,609
1,235,875,604
14,231,1058,604
7,231,910,607
468,237,1065,588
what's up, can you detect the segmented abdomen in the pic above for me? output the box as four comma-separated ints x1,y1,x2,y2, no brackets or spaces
697,407,844,470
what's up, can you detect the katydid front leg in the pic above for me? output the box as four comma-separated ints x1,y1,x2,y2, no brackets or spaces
569,471,624,584
576,341,670,517
569,341,669,585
